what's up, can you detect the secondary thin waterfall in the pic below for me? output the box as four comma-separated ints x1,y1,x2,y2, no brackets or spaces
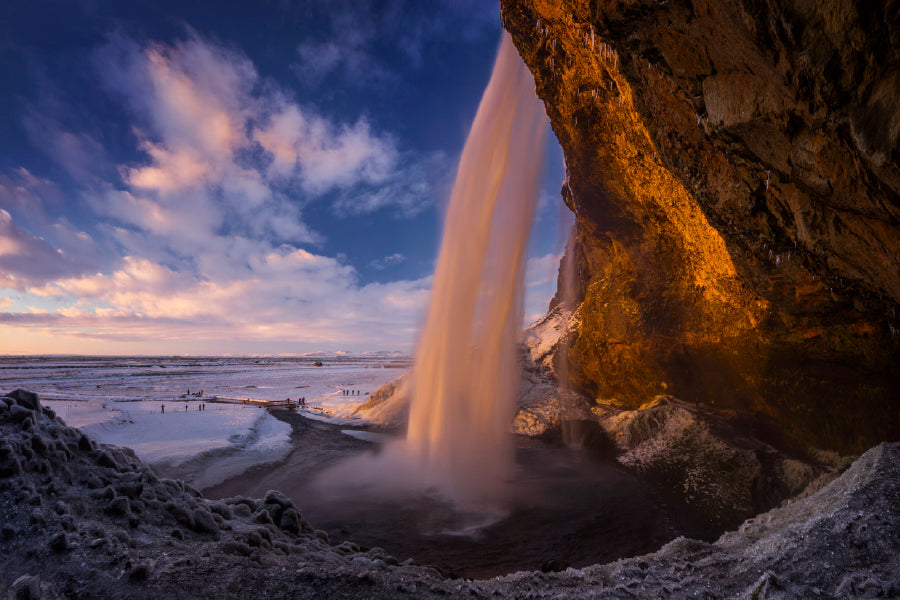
406,32,547,507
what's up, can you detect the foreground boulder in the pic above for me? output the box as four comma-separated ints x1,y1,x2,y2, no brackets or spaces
1,388,898,599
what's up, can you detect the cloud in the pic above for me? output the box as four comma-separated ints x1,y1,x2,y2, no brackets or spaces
523,251,562,326
0,209,73,287
292,0,498,85
19,85,115,184
525,251,563,289
332,150,446,217
0,171,106,287
254,103,398,194
94,32,431,226
0,31,444,352
369,252,406,270
14,252,431,348
295,25,393,88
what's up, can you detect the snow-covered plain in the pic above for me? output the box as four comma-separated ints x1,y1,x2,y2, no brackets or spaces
2,354,408,487
44,399,292,488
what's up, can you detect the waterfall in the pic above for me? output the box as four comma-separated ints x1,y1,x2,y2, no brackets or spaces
406,32,547,507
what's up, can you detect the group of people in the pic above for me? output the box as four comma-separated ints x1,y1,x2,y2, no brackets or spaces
160,402,205,414
341,389,361,396
285,397,307,406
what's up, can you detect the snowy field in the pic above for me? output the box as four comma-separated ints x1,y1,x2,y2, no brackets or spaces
2,354,409,488
44,398,292,488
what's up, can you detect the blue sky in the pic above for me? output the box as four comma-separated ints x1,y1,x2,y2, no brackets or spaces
0,0,568,355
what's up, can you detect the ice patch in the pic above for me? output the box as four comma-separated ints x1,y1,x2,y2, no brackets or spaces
46,399,291,487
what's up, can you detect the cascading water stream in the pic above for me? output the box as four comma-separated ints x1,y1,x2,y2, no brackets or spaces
306,32,548,524
406,31,547,508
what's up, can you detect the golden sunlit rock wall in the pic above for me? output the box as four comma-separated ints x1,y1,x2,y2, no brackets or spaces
501,0,900,451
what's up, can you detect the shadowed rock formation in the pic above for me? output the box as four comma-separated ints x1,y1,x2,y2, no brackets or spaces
2,388,898,598
500,0,900,451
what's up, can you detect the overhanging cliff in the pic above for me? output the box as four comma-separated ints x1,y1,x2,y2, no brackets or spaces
501,0,900,451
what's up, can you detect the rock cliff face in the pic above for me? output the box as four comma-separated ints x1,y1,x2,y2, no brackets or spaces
501,0,900,451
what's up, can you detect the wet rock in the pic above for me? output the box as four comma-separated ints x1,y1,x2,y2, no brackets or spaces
278,507,301,535
128,564,150,582
29,440,48,461
314,530,330,544
90,486,116,501
115,481,143,499
88,537,108,549
264,503,283,525
263,489,293,508
107,496,132,517
334,541,361,555
77,434,94,452
191,507,218,535
218,540,252,556
10,574,41,600
160,479,183,495
84,475,104,490
48,450,68,467
253,509,274,526
165,501,194,529
49,531,67,553
95,451,119,470
7,389,40,412
7,405,33,424
0,454,22,477
541,559,569,573
207,501,233,521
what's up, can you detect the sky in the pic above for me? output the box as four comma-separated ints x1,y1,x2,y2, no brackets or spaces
0,0,569,355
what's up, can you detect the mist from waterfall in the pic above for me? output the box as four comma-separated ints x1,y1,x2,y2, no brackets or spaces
405,31,547,508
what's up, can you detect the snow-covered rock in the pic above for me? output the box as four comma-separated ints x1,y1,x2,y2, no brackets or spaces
521,304,580,369
352,372,410,428
596,396,835,529
1,388,898,599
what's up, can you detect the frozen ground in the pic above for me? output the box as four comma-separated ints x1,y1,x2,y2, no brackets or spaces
1,354,407,487
1,388,897,599
44,399,292,489
0,354,406,412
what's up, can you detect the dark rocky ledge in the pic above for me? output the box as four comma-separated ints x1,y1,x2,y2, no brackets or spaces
1,388,898,599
